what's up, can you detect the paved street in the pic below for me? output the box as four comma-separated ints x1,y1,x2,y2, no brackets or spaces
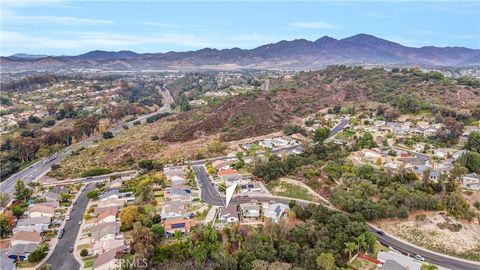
45,183,94,270
192,165,224,206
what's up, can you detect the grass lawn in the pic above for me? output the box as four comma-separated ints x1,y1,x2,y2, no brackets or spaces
267,181,313,201
77,243,91,250
373,242,389,258
349,257,377,270
18,261,39,268
144,204,155,213
19,158,39,170
84,259,95,268
338,129,356,139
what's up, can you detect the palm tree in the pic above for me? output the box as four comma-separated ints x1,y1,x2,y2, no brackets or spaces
356,234,367,253
344,242,357,262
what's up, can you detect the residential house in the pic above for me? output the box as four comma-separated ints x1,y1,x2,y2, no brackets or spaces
164,188,191,202
35,201,59,209
96,198,125,209
164,217,197,236
240,203,260,219
90,222,120,243
219,205,239,223
92,239,125,255
170,175,186,188
429,170,441,182
108,179,123,190
10,231,42,246
40,191,59,202
218,169,240,178
92,246,124,270
453,150,468,160
378,260,406,270
13,217,50,234
161,201,187,220
221,173,243,185
462,173,480,190
417,121,430,129
239,183,263,193
264,203,289,222
212,160,231,171
6,243,38,261
94,206,119,216
99,189,120,201
94,208,118,224
378,251,421,270
28,205,55,218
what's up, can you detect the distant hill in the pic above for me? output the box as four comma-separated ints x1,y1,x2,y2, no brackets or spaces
2,34,479,71
9,53,50,59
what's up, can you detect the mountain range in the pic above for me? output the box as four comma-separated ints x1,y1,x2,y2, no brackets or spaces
2,34,479,72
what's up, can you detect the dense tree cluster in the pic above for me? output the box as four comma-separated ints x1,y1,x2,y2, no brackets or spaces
144,204,374,269
283,124,307,136
331,164,475,220
252,142,348,183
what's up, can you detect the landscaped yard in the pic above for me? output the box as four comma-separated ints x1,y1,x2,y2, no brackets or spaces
349,257,377,270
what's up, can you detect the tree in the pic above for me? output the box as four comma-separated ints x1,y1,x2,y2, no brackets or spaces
59,192,71,203
0,213,14,238
102,131,114,139
354,132,375,150
80,249,88,257
458,151,480,173
314,127,331,142
0,193,9,207
15,180,32,201
120,205,142,226
28,244,48,262
151,224,165,237
343,242,357,261
316,252,336,270
132,223,155,266
87,190,99,200
465,131,480,152
12,204,26,218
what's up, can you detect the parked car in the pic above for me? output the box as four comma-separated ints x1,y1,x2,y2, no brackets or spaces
376,230,384,235
58,229,64,239
69,247,74,252
78,220,82,225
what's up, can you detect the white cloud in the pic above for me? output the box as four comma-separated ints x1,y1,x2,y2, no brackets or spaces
1,9,112,25
291,21,338,29
0,30,282,55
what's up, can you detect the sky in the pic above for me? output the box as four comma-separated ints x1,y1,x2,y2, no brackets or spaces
1,0,479,56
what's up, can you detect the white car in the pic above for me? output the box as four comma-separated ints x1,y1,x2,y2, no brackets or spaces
414,254,425,261
66,215,71,221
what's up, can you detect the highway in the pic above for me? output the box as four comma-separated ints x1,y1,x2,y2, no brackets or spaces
0,87,172,200
45,183,94,269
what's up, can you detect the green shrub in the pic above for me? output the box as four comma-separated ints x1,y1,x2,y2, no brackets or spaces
80,249,88,257
82,167,112,177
